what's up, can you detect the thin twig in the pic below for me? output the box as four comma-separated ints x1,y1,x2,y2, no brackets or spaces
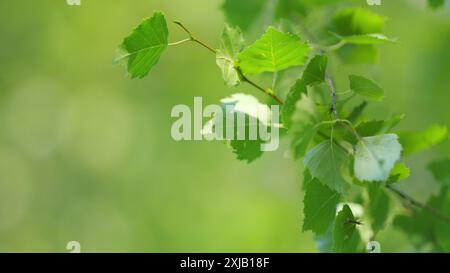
386,184,450,226
172,20,284,105
173,21,217,54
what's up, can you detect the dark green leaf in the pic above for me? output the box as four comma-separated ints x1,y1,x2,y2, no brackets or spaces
302,55,328,86
303,178,340,234
428,0,445,9
222,0,266,31
428,158,450,186
367,184,390,234
305,140,350,193
333,204,362,253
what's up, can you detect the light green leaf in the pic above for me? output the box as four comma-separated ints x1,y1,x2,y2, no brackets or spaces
367,184,390,234
238,27,310,75
305,140,350,193
222,0,266,31
333,204,362,253
355,114,405,136
388,162,410,184
349,75,384,101
216,25,245,87
398,125,448,156
428,158,450,186
303,178,340,235
354,134,402,182
117,12,168,79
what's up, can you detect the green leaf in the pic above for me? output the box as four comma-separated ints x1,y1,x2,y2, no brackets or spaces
238,27,310,75
314,226,334,253
432,188,450,251
216,25,245,87
332,8,386,65
346,101,368,123
290,94,320,159
333,8,386,36
428,0,445,9
282,55,327,129
349,75,384,101
222,0,266,31
366,184,390,234
394,187,449,250
305,140,350,193
230,139,264,163
398,125,448,156
303,178,340,235
117,12,168,79
302,55,328,86
355,114,405,136
282,79,307,129
354,134,402,182
428,158,450,186
388,162,410,184
333,204,362,253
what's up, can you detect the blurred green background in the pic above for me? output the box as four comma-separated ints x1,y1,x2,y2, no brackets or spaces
0,0,449,252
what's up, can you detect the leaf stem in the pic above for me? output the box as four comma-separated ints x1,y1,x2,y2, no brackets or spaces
238,69,284,104
173,21,216,54
168,38,191,46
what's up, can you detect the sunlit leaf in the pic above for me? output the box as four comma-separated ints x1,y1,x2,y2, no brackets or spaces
116,12,168,79
216,25,245,87
238,27,310,75
388,162,410,184
398,125,448,156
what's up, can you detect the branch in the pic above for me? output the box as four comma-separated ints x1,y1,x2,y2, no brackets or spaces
386,184,450,226
172,21,284,105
